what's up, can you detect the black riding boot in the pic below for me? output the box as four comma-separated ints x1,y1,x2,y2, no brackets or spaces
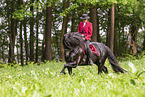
85,40,94,65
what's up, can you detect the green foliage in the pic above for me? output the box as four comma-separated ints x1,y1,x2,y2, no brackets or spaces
12,1,39,20
77,0,100,5
12,9,33,20
60,3,79,17
117,54,137,61
0,0,145,63
0,59,145,96
139,0,145,22
138,50,145,59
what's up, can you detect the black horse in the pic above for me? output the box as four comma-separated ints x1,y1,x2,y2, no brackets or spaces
60,32,125,75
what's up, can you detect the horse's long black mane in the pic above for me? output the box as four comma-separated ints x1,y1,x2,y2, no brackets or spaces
63,32,85,50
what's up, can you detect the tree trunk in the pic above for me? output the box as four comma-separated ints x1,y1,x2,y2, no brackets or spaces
2,46,5,62
106,9,111,47
60,19,66,61
35,18,39,63
114,20,117,55
8,0,16,63
60,0,69,61
20,21,24,66
45,6,52,61
71,0,77,32
41,35,45,62
2,37,6,62
30,0,34,61
35,2,39,63
24,18,29,64
16,45,19,63
130,24,138,55
71,8,76,32
18,0,24,65
114,6,119,56
97,10,101,42
110,4,115,52
71,13,76,32
90,5,97,42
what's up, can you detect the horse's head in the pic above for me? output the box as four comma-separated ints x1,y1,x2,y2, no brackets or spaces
63,32,85,50
63,33,72,49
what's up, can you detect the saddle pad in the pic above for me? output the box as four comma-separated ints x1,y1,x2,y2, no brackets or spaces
89,45,99,55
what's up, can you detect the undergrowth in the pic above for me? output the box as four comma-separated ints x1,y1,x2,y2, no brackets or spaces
0,57,145,97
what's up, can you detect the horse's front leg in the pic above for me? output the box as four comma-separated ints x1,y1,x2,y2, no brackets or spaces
60,61,77,75
60,66,67,74
67,67,72,75
67,56,82,75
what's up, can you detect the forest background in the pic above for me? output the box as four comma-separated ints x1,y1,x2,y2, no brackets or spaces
0,0,145,65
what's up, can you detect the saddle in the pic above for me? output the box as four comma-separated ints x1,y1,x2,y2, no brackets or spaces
89,44,99,56
82,43,99,56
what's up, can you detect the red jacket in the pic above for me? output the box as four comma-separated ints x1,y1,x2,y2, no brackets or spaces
77,21,92,40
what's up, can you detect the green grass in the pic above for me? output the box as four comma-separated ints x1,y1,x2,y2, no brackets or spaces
0,58,145,97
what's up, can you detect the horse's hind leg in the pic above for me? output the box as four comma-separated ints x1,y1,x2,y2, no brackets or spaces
98,64,108,74
97,57,107,74
97,63,102,74
94,61,103,74
102,66,108,74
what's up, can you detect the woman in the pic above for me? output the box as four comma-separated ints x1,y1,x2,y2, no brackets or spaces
77,14,93,65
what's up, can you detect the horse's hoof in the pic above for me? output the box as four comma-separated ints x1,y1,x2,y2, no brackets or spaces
60,72,66,75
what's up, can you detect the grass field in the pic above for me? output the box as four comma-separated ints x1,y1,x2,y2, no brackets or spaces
0,58,145,97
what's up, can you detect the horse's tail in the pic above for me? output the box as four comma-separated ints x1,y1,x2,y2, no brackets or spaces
106,46,125,73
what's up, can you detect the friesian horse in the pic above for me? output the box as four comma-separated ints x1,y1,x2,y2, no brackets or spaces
60,32,125,75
